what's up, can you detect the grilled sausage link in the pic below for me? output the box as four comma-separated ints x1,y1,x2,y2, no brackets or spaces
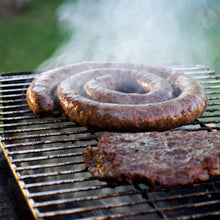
83,70,175,104
27,62,207,131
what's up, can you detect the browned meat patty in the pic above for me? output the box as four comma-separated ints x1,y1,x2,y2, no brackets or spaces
84,131,220,188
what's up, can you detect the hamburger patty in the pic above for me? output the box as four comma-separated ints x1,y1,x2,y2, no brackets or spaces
84,131,220,188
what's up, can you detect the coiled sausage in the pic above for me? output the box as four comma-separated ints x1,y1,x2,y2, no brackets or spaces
26,62,207,131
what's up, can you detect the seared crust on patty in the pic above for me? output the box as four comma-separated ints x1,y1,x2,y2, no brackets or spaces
84,131,220,188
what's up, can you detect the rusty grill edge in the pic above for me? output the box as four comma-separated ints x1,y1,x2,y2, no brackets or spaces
0,65,220,220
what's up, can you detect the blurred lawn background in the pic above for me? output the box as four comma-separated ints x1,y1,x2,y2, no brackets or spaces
0,0,220,74
0,0,65,72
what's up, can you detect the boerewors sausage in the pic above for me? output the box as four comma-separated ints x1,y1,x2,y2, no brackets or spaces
26,62,207,131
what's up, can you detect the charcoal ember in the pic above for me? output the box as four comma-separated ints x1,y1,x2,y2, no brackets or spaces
84,131,220,188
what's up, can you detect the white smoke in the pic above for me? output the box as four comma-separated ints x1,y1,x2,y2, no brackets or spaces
38,0,220,71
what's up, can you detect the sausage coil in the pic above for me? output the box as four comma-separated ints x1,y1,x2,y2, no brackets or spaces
26,62,207,131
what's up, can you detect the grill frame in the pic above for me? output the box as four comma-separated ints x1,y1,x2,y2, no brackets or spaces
0,65,220,220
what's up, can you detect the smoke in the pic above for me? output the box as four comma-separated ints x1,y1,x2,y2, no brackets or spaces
38,0,220,71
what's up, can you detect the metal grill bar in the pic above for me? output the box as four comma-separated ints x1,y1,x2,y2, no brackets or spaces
34,190,144,207
8,144,89,155
38,200,158,218
4,136,96,148
34,189,219,208
25,176,94,188
0,88,27,93
16,160,84,171
0,82,31,87
0,124,78,135
2,129,91,141
0,94,26,99
0,99,25,104
12,152,85,163
20,168,87,180
37,199,220,219
0,109,33,115
0,65,220,220
29,184,108,198
0,104,29,109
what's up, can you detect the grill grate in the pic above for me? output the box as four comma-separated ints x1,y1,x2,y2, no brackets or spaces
0,65,220,220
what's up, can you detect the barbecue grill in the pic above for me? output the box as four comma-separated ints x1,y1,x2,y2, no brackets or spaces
0,65,220,220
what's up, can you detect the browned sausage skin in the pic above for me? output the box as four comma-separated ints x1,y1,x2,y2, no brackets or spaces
83,70,175,104
27,62,132,115
27,62,207,131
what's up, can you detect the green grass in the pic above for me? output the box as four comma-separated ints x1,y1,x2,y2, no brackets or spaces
0,0,220,75
0,0,65,72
